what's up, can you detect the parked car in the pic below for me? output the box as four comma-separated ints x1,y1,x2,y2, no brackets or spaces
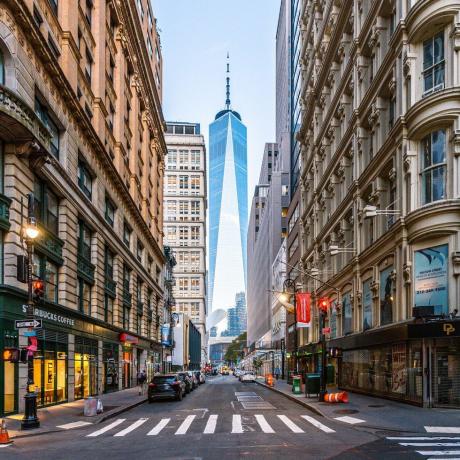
234,369,242,378
177,372,193,393
240,371,256,383
194,371,205,384
148,374,185,402
187,371,199,389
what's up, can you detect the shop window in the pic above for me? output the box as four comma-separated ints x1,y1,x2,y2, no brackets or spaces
35,96,60,157
380,266,394,325
421,130,446,204
34,179,59,235
105,195,116,226
74,337,97,400
423,32,444,95
78,159,92,199
77,278,91,315
103,342,119,393
32,253,58,303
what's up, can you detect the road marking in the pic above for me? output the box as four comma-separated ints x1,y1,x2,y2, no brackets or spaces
114,418,148,437
400,443,460,447
277,415,304,433
232,414,243,433
301,415,335,433
87,418,126,437
241,401,275,410
387,437,460,441
416,451,460,456
334,415,365,425
255,414,275,433
426,458,460,460
175,415,196,435
147,418,170,436
0,444,12,448
204,414,218,434
426,427,460,434
57,421,93,429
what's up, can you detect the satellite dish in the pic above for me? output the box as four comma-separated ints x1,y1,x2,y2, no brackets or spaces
206,309,227,328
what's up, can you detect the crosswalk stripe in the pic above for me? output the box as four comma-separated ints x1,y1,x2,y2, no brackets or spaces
334,416,365,425
301,415,335,433
387,437,460,441
57,421,93,430
255,414,275,433
114,418,148,437
416,451,460,456
203,414,218,434
147,418,170,436
0,444,12,448
232,414,243,433
427,458,460,460
277,415,304,433
426,427,460,434
87,418,126,437
401,443,460,447
175,415,196,435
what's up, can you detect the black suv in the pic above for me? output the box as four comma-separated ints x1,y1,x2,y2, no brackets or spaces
148,374,185,402
177,372,193,393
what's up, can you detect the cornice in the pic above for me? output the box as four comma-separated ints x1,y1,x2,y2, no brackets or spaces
2,0,165,262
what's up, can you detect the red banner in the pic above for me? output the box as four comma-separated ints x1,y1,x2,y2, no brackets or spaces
296,292,311,327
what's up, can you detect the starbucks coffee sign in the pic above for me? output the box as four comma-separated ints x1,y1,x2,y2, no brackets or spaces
21,305,75,326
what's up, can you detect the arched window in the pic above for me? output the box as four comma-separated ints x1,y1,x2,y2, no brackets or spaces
0,49,4,85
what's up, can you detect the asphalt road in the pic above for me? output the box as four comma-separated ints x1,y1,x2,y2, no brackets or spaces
1,375,432,459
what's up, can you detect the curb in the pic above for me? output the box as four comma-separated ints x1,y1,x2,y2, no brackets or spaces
255,380,324,417
9,398,147,439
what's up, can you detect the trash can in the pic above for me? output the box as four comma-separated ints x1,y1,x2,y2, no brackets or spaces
305,373,320,397
292,375,301,394
84,397,98,417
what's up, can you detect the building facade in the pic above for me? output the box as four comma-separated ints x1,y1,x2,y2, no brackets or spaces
208,58,248,313
247,143,289,347
0,0,166,417
171,313,201,371
163,121,207,361
221,291,247,337
297,0,460,408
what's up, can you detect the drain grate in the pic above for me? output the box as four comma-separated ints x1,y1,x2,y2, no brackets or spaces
333,409,359,415
368,404,385,408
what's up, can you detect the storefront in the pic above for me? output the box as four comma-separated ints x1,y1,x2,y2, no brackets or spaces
74,337,98,400
102,342,119,393
1,324,18,415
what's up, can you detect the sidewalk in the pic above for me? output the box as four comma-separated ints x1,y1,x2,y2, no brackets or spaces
256,377,460,433
5,387,147,439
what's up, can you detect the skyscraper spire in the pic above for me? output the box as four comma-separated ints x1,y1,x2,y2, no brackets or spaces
225,52,231,109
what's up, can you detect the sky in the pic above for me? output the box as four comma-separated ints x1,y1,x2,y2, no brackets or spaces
152,0,281,329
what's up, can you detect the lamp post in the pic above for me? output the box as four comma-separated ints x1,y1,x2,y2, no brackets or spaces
283,278,298,374
319,306,327,402
21,194,40,430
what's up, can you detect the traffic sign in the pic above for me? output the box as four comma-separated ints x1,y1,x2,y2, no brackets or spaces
15,319,42,329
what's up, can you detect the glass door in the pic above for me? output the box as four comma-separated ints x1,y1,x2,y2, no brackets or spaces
432,339,460,407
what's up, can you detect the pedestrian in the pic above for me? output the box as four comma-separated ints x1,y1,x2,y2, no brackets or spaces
137,369,147,396
274,366,281,380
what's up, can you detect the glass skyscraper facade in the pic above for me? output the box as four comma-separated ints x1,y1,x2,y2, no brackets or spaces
208,62,248,312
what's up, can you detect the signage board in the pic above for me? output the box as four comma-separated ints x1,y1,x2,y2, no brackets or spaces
322,327,331,334
408,321,459,338
119,332,139,344
15,319,42,329
161,324,172,347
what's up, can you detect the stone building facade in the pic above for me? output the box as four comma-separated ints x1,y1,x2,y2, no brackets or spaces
163,121,207,364
0,0,166,417
297,0,460,407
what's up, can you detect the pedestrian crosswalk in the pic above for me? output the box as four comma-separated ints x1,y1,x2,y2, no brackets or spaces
84,413,342,438
387,428,460,459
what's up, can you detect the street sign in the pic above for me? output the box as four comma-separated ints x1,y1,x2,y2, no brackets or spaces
24,330,37,337
15,319,42,329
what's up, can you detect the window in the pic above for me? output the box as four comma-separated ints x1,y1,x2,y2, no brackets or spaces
78,159,92,199
35,97,59,157
167,176,177,193
190,201,200,221
179,150,188,169
167,150,177,169
47,34,60,59
423,32,444,95
179,226,189,246
147,37,153,58
108,103,114,132
137,241,144,262
136,0,144,19
282,185,289,196
190,150,200,170
108,55,115,82
33,4,44,27
123,222,132,247
288,204,299,233
34,180,59,234
104,294,113,324
85,49,92,84
84,0,92,25
289,236,299,258
190,226,200,246
421,130,446,204
77,278,91,315
190,175,200,195
104,246,114,280
105,196,116,226
32,254,58,303
179,175,189,195
49,0,58,15
78,221,91,261
191,278,200,294
179,201,188,221
147,7,153,29
0,49,3,86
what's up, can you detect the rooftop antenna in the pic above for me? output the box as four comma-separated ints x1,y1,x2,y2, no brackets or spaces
225,52,231,110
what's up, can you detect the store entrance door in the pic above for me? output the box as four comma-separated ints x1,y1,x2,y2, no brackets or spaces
122,349,132,389
431,339,460,408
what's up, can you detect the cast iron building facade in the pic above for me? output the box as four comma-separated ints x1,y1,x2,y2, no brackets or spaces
164,122,207,361
0,0,166,417
208,58,248,313
297,0,460,408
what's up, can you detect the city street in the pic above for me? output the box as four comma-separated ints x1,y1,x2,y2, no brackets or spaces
3,375,456,459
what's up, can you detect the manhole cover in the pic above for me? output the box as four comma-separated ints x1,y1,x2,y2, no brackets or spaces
368,404,385,408
333,409,359,415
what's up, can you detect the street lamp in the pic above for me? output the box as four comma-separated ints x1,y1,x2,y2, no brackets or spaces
21,194,40,430
282,278,298,374
318,298,329,402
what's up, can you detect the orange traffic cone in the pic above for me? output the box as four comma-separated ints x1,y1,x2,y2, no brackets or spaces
0,419,12,445
266,374,274,387
324,391,349,403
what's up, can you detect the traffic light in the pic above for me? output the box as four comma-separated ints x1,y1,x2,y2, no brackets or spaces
3,348,19,363
318,297,329,312
32,279,45,303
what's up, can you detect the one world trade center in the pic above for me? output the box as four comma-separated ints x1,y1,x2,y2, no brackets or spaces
208,56,248,313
